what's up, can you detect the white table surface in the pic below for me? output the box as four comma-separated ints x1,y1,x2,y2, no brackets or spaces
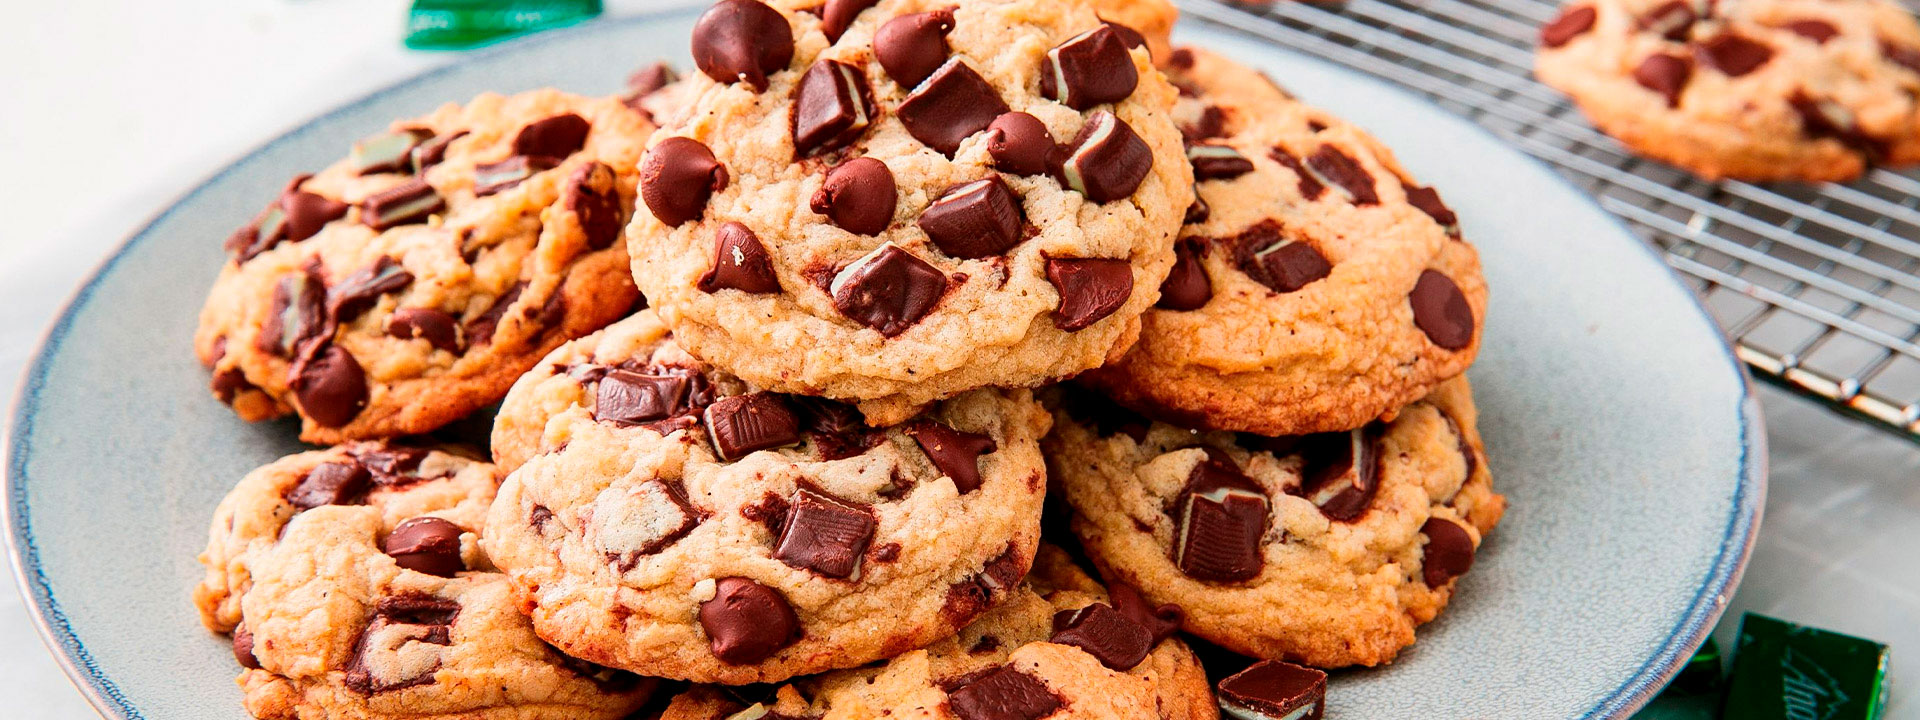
3,2,1916,717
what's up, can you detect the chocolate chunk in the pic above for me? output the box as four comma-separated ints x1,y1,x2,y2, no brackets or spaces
896,58,1009,156
1781,19,1837,44
830,244,948,336
1788,91,1888,158
1633,53,1692,107
1636,0,1695,41
1410,269,1475,350
1218,660,1327,720
947,665,1061,720
907,420,997,493
1188,144,1254,181
1885,40,1920,74
596,369,693,425
1103,19,1149,56
411,131,467,175
288,460,371,509
1156,237,1211,311
1421,517,1476,587
794,397,884,459
774,487,876,578
1696,33,1773,76
474,155,560,196
1107,580,1182,644
1045,257,1132,331
627,62,679,99
1049,603,1151,670
811,157,896,235
1403,184,1460,237
819,0,877,41
464,283,523,347
698,222,782,293
1540,5,1598,48
231,624,260,669
229,185,350,264
984,112,1055,176
350,128,434,175
1184,196,1211,225
640,137,729,227
704,393,802,460
1237,224,1331,294
564,161,625,250
699,577,800,664
1295,427,1381,522
290,343,369,427
210,367,257,405
1180,104,1228,143
918,178,1024,259
691,0,794,91
944,546,1028,620
375,594,460,626
1057,110,1152,203
1268,147,1325,200
361,178,444,230
327,257,414,323
384,517,466,577
604,480,702,569
1040,25,1139,110
874,9,954,88
258,270,327,358
792,59,876,157
1174,448,1268,583
354,445,432,485
344,596,459,694
512,113,590,159
1305,145,1377,205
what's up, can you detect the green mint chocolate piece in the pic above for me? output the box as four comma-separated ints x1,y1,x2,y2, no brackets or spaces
351,128,434,176
405,0,603,51
1722,613,1888,720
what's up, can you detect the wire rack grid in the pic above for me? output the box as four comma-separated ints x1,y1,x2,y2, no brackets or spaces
1180,0,1920,440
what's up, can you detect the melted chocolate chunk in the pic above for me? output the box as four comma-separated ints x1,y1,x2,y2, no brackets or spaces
564,161,625,250
1173,448,1268,583
1235,223,1331,294
1540,5,1598,48
1268,147,1326,200
1410,269,1475,350
773,487,876,578
1045,256,1133,331
350,128,434,176
1403,184,1460,237
1188,143,1254,181
384,516,466,577
1049,603,1152,670
1293,427,1382,522
290,343,368,428
1107,580,1182,644
918,177,1024,259
411,131,466,175
1633,53,1692,108
1057,110,1152,203
596,369,694,425
464,283,524,347
704,393,802,460
896,59,1009,156
258,270,327,358
699,577,800,664
1421,517,1476,587
1780,19,1837,44
288,460,371,509
946,665,1061,720
361,178,444,230
1156,237,1212,311
1636,0,1696,41
1304,145,1378,205
232,624,260,669
1040,25,1139,110
227,181,349,263
474,154,560,196
829,244,948,336
907,420,997,493
344,595,460,695
327,257,413,323
791,59,876,158
1696,33,1773,76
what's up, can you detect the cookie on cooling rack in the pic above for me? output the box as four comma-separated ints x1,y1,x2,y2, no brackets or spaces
1535,0,1920,181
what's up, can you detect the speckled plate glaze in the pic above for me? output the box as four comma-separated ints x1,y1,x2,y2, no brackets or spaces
2,5,1763,719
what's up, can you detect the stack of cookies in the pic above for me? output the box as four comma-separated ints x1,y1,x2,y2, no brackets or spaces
190,0,1502,717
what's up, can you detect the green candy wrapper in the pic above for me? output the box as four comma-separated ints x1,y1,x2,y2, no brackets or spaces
406,0,603,50
1634,640,1723,720
1722,613,1889,720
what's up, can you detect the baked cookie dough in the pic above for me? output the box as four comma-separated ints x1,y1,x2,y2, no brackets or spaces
1077,47,1485,437
627,0,1192,425
482,310,1053,684
1535,0,1920,181
1046,376,1505,668
192,443,659,719
195,89,652,443
651,545,1218,720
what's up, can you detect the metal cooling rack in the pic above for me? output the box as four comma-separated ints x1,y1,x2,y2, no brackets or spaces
1180,0,1920,440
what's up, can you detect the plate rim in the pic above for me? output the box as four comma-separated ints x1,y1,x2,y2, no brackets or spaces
2,6,1766,718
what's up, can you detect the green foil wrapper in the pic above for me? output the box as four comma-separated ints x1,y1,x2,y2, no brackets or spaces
1721,613,1889,720
406,0,603,50
1634,639,1723,720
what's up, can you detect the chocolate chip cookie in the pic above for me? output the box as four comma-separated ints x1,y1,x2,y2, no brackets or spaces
1077,47,1486,437
650,545,1217,720
195,89,652,444
192,443,660,719
481,310,1054,684
1536,0,1920,181
627,0,1192,426
1046,376,1505,668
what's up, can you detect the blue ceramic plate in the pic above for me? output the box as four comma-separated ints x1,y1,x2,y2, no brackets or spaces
3,6,1763,718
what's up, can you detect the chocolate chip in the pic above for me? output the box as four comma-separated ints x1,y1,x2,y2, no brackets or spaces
640,137,729,227
830,244,948,336
1410,269,1475,349
1167,47,1195,69
350,128,434,175
691,0,794,91
984,112,1055,176
257,270,327,358
1180,105,1227,143
1103,19,1149,56
1156,237,1211,311
1041,25,1139,110
819,0,877,41
1268,147,1325,200
327,257,413,323
811,157,896,235
232,624,260,669
1781,19,1837,44
210,367,257,405
596,369,693,425
943,546,1027,621
1636,0,1695,41
1184,196,1211,225
1237,224,1331,294
874,9,954,88
384,517,466,577
704,393,802,460
699,577,800,664
1540,5,1597,48
1885,40,1920,74
947,665,1061,720
1057,110,1152,204
1049,603,1151,670
918,178,1024,259
1218,660,1327,720
288,460,371,509
344,596,459,694
1174,448,1268,583
1295,427,1381,522
907,420,996,493
563,161,625,251
1305,145,1377,205
512,113,591,159
1788,91,1889,158
1188,143,1254,181
626,62,680,101
1107,580,1182,644
361,178,444,230
411,131,467,175
1045,257,1132,331
228,184,350,263
1421,517,1476,588
792,59,876,158
464,283,523,347
698,222,782,293
290,343,368,427
1633,53,1692,108
1696,33,1773,76
774,487,876,578
473,155,560,196
896,58,1009,156
1403,184,1460,237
